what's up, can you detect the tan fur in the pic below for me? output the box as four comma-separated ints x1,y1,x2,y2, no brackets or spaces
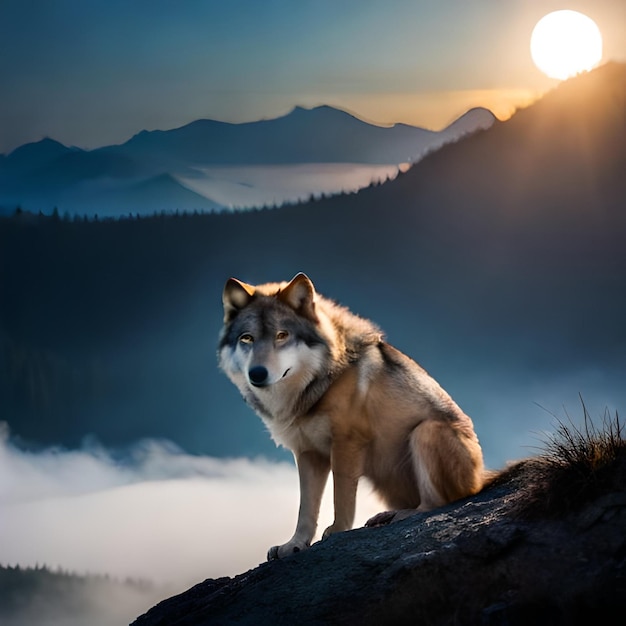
218,273,485,559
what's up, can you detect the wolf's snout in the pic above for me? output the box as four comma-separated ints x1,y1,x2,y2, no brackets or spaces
249,366,269,387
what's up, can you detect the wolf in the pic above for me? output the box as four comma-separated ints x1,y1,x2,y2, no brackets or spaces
218,273,485,560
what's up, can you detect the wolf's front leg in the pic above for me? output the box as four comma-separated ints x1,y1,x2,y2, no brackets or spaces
267,450,330,560
322,439,365,539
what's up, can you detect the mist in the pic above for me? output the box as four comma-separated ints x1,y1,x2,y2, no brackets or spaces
179,163,408,209
0,427,385,589
2,370,622,585
1,371,623,625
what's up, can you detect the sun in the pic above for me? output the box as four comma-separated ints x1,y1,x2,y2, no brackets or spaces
530,10,603,80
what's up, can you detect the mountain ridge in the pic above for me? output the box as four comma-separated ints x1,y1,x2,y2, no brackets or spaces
0,105,495,217
103,104,494,165
3,105,493,162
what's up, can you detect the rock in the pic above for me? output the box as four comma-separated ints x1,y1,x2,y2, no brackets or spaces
132,464,626,625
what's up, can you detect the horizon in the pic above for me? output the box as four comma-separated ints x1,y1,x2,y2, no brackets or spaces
2,1,625,154
2,102,495,155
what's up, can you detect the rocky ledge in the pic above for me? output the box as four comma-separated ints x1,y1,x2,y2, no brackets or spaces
133,424,626,625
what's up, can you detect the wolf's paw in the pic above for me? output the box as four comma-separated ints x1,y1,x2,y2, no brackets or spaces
321,523,347,540
365,510,398,527
365,509,420,527
267,539,310,561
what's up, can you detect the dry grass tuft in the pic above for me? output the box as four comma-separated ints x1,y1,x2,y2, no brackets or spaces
502,400,626,518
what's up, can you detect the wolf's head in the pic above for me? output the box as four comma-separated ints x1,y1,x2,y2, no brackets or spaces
218,273,330,417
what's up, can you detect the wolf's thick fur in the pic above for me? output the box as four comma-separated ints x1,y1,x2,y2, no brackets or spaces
218,273,485,559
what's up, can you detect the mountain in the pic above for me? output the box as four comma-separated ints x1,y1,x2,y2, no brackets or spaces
2,137,80,172
0,106,494,216
118,104,451,165
0,63,624,463
381,61,626,274
437,106,496,140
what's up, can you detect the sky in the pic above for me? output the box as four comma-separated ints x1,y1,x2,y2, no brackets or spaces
1,0,625,154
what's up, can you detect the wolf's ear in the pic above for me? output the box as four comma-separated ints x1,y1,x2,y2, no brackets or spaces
280,273,317,321
223,278,255,322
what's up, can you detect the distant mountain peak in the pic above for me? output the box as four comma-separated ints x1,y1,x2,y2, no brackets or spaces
8,137,69,158
443,108,497,136
4,137,80,171
285,104,358,120
456,107,496,122
289,105,312,114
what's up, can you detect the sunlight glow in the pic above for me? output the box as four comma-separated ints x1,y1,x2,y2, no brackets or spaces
530,11,602,80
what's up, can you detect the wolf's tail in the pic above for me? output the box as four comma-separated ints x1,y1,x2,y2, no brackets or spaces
481,460,531,491
481,468,502,490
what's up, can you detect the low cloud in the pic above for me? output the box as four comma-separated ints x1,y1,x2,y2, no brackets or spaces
179,163,406,209
0,427,384,591
1,373,622,623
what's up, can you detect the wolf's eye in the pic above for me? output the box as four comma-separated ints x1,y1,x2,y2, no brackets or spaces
239,333,254,345
275,330,289,342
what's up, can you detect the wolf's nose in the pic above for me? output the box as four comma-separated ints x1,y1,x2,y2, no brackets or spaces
249,366,269,387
